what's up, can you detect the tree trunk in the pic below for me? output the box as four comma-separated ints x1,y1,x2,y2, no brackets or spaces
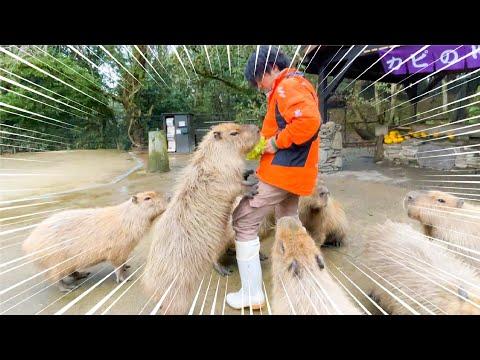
374,83,381,115
442,78,449,112
374,135,384,163
389,84,397,124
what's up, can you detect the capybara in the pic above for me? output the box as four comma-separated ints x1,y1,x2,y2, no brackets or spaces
259,183,348,248
299,184,348,247
405,190,480,265
142,123,260,314
271,216,362,315
353,220,480,315
22,191,168,292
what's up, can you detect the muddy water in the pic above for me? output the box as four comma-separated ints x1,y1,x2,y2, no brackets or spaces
0,149,440,315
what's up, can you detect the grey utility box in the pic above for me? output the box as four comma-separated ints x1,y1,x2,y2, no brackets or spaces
161,113,195,153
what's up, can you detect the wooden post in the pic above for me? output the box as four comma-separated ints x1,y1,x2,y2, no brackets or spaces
148,130,170,173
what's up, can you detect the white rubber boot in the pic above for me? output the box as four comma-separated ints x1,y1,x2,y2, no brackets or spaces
226,237,265,310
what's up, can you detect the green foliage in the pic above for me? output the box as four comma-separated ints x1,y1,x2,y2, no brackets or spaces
0,45,313,152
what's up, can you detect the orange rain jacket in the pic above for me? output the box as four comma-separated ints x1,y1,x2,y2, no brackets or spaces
257,68,322,196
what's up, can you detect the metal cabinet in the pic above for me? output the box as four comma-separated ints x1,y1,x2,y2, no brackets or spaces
161,113,195,153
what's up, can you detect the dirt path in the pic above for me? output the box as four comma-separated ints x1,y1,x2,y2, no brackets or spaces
0,149,452,315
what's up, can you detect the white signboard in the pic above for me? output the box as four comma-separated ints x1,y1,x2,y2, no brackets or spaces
166,126,175,137
176,129,182,135
167,140,176,152
166,117,174,127
178,120,186,127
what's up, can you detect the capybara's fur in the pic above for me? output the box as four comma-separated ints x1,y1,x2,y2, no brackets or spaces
142,123,260,314
258,211,276,239
299,184,348,247
353,220,480,315
271,216,362,315
258,183,348,248
405,190,480,265
22,191,168,290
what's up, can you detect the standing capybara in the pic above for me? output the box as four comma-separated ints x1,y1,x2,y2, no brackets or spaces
258,183,348,248
299,184,348,247
405,190,480,264
271,216,362,315
142,123,260,314
353,220,480,315
22,191,168,292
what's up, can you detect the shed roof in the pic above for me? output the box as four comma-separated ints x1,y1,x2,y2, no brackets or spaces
300,45,468,84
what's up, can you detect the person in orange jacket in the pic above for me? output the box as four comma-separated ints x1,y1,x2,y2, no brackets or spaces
226,46,322,310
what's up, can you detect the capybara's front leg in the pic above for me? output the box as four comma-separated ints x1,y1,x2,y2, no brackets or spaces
112,259,129,283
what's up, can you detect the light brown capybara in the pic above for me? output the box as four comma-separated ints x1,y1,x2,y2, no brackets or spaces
22,191,168,292
405,190,480,265
142,123,260,314
271,216,362,315
352,220,480,315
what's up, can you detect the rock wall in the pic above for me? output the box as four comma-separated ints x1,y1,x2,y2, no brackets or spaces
383,139,480,170
319,122,343,173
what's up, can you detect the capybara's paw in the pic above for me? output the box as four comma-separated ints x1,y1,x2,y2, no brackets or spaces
123,264,131,270
213,262,234,277
259,252,268,261
225,248,236,256
71,271,90,281
115,268,128,283
58,280,77,292
369,291,380,303
242,169,254,180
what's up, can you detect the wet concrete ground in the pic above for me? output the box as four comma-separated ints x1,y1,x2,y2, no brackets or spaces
0,149,476,315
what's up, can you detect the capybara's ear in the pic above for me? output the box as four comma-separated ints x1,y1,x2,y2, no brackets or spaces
131,195,138,204
214,131,222,140
457,198,465,208
316,254,325,270
288,259,300,277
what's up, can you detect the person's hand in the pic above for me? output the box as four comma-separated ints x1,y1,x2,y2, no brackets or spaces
264,137,278,154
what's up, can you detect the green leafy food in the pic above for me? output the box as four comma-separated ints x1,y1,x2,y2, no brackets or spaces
246,136,267,160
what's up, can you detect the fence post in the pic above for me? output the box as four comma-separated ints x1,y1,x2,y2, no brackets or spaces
148,130,170,173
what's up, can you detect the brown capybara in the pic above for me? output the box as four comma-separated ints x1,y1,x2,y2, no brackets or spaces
271,216,362,315
22,191,168,292
142,123,260,314
352,220,480,315
299,184,348,247
405,190,480,265
258,183,348,248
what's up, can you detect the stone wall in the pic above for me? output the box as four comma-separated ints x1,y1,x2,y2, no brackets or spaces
383,139,480,170
319,122,343,173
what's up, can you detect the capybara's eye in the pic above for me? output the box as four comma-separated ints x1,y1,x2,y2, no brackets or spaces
319,192,325,196
144,197,151,201
230,131,239,136
437,198,446,204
